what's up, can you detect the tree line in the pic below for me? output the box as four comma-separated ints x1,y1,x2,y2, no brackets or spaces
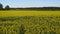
0,3,10,10
0,3,60,10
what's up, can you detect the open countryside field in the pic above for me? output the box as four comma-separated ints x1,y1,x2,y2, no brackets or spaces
0,10,60,34
0,10,60,17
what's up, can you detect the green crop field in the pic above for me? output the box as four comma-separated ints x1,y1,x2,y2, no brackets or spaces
0,10,60,34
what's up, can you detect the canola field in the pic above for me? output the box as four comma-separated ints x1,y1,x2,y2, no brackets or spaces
0,10,60,34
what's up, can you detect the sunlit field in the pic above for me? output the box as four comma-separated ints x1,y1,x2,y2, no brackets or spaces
0,10,60,17
0,10,60,34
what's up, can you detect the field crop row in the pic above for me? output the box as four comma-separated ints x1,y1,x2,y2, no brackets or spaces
0,16,60,34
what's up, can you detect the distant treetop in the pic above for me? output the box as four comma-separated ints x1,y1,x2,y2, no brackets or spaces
0,3,3,10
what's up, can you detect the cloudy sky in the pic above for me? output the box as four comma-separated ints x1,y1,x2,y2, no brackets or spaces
0,0,60,8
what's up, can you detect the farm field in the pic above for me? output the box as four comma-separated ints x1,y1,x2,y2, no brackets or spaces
0,10,60,17
0,10,60,34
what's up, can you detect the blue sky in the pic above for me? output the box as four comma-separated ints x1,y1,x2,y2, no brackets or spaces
0,0,60,8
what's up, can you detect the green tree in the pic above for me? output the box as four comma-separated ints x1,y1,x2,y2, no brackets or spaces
19,24,26,34
5,5,10,10
0,3,3,10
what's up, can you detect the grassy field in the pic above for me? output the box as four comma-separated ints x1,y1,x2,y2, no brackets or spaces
0,10,60,17
0,10,60,34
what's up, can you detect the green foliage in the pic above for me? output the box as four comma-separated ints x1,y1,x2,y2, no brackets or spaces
49,31,57,34
0,16,60,34
5,5,10,10
0,3,3,10
19,24,26,34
